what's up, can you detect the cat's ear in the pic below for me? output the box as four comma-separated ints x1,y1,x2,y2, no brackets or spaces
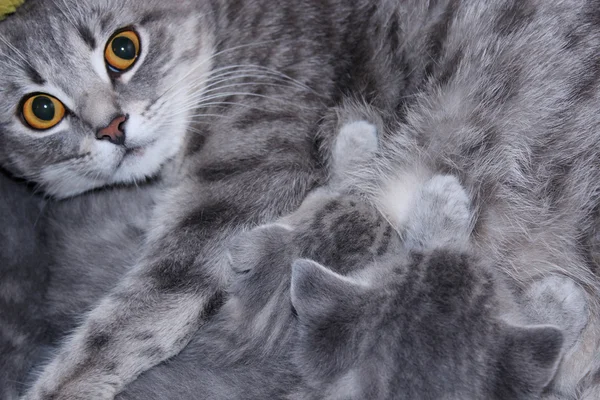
495,324,564,397
227,223,294,274
290,258,367,321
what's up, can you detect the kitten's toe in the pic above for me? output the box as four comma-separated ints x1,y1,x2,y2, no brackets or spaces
335,120,379,157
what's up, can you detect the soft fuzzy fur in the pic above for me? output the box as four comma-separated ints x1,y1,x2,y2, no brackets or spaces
0,0,599,399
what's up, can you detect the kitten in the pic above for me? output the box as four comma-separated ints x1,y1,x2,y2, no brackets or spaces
119,122,586,400
288,122,588,400
1,0,599,398
290,254,577,400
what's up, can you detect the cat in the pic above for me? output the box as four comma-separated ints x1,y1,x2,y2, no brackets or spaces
1,0,419,398
1,0,600,398
118,122,586,400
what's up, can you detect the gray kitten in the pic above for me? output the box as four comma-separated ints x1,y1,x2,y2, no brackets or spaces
1,0,600,398
119,123,585,400
288,122,587,400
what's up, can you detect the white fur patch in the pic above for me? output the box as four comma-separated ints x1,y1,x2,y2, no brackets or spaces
376,168,429,226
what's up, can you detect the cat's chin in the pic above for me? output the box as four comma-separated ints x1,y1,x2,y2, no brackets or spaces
37,135,183,199
110,133,183,185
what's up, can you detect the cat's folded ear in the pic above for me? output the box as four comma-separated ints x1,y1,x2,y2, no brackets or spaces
495,324,564,397
290,258,368,322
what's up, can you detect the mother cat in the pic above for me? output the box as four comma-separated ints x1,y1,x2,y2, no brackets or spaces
0,0,599,399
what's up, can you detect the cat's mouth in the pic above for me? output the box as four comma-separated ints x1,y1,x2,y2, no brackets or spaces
115,143,152,170
124,146,146,157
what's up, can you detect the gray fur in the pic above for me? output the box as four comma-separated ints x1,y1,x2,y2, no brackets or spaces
119,126,584,399
0,0,599,398
0,171,49,400
2,0,410,398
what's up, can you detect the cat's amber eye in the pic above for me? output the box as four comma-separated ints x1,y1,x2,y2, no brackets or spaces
105,29,141,73
22,94,66,130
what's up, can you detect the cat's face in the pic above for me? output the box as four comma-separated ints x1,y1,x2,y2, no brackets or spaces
290,250,565,400
0,0,214,197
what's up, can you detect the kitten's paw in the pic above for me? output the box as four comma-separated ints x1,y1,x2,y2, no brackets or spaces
334,120,378,166
227,223,294,274
407,175,472,246
523,276,588,350
421,175,471,224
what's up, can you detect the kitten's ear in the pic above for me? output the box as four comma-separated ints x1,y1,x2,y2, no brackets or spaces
290,258,366,321
227,224,293,274
496,325,564,397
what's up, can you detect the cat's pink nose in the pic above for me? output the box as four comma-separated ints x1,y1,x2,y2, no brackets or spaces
96,115,127,146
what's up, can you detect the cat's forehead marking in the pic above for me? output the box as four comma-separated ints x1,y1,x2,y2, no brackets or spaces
76,23,97,50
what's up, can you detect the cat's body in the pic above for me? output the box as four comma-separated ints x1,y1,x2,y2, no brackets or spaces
0,0,599,398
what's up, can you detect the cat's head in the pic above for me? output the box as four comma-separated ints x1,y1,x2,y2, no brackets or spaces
290,250,565,400
0,0,214,197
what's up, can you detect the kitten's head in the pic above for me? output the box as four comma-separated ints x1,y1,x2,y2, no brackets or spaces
290,250,565,400
0,0,214,197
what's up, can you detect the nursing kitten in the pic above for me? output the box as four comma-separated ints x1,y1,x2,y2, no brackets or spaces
1,0,600,399
119,123,585,400
288,122,588,400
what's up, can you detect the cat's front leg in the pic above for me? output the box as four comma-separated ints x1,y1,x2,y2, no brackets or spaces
23,154,316,400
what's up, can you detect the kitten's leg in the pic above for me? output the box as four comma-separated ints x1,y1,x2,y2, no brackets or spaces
23,146,317,400
329,120,378,190
403,174,473,249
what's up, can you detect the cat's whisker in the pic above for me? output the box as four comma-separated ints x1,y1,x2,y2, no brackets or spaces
171,90,308,114
191,81,311,103
158,57,317,106
202,63,317,94
169,92,319,119
158,66,304,106
196,91,317,109
0,34,34,70
202,70,302,91
156,41,285,100
156,70,293,105
50,0,79,31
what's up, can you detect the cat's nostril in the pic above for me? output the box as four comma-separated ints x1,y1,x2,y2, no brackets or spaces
96,114,128,146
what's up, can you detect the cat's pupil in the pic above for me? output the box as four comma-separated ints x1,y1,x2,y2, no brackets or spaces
112,36,136,60
32,96,55,121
